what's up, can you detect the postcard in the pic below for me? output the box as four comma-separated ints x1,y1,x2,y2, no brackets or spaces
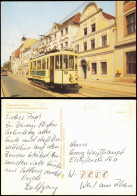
1,99,136,195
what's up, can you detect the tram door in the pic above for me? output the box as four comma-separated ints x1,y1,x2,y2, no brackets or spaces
50,56,54,83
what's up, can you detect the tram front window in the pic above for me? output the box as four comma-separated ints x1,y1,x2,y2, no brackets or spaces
69,55,74,69
63,55,68,69
55,55,59,69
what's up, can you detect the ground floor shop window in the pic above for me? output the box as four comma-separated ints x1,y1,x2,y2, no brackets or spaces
92,63,97,74
126,51,136,74
100,62,107,75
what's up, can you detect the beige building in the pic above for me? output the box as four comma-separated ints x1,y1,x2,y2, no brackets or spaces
115,1,136,82
72,2,115,81
19,37,39,74
11,48,20,73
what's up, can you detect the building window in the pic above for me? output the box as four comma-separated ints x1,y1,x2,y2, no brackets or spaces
75,45,79,53
61,44,63,49
65,42,68,47
101,62,107,75
91,39,95,49
126,13,136,35
65,27,68,34
92,63,97,74
84,28,87,36
102,35,107,47
84,42,87,51
61,30,63,36
54,34,56,39
126,51,136,74
91,23,96,32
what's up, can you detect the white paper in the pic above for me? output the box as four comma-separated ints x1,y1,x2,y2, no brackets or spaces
1,99,136,195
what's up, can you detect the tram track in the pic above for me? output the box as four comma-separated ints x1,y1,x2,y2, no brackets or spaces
30,82,86,97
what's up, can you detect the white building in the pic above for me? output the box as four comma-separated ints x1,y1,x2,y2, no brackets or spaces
30,13,81,58
45,13,81,51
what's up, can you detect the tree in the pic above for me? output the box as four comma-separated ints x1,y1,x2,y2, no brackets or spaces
2,61,11,71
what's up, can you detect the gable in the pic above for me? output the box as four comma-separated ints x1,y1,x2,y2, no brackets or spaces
81,2,99,21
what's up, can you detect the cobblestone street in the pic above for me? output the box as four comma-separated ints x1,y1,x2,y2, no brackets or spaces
1,74,136,97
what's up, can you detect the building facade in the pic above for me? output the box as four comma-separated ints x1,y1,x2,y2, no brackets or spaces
19,37,39,74
42,13,81,53
115,1,136,82
11,49,20,74
72,2,115,81
12,48,20,73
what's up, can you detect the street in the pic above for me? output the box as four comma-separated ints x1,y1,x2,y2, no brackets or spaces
1,74,136,97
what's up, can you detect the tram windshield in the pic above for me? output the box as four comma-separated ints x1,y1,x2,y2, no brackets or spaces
54,54,77,70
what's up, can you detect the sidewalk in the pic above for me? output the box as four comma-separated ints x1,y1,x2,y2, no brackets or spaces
78,79,136,95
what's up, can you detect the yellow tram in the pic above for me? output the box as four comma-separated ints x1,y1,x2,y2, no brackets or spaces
28,50,80,91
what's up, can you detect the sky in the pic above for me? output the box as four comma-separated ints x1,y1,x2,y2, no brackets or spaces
1,1,115,66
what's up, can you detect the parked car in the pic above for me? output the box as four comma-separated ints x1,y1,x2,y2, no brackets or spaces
1,71,8,76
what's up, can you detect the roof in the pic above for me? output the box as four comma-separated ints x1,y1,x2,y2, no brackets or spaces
52,12,81,32
102,12,115,20
23,38,39,50
62,12,81,26
55,23,62,28
15,48,20,58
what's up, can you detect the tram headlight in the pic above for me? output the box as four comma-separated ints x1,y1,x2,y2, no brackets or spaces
69,74,74,82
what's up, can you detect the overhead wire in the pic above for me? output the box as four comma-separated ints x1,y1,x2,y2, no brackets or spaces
44,1,90,36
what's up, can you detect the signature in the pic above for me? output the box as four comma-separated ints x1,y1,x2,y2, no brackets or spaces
25,180,58,195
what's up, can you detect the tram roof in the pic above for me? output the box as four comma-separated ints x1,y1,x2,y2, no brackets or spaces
31,50,78,60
